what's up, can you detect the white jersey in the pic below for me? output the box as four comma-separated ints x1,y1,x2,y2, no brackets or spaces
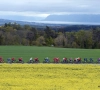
30,57,32,60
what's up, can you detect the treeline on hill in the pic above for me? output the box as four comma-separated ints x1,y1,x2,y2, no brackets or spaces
0,22,100,49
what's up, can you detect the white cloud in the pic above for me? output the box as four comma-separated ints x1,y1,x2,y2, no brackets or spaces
0,0,99,13
0,0,100,21
0,11,49,17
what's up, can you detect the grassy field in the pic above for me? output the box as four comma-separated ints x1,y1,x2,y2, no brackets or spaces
0,46,100,62
0,64,100,90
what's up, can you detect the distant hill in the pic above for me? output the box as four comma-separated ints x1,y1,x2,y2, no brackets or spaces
0,18,100,32
0,19,70,30
0,19,37,26
44,14,100,23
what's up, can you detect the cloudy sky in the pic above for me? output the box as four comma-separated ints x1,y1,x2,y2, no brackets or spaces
0,0,99,21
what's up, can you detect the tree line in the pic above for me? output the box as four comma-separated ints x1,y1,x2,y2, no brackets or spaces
0,22,100,49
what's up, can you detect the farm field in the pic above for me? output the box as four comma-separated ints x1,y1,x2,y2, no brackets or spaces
0,64,100,90
0,46,100,63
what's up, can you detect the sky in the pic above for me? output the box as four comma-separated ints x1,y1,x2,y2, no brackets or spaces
0,0,100,21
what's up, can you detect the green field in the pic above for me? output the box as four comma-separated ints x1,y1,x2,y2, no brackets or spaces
0,46,100,63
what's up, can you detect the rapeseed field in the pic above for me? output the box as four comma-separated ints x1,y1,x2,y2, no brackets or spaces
0,64,100,90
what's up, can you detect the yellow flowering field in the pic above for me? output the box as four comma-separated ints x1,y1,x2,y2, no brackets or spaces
0,64,100,90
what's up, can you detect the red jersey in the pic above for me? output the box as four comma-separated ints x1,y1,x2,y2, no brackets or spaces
77,58,81,61
19,58,22,61
11,57,15,61
54,58,59,62
63,58,67,61
0,57,3,61
34,58,38,61
53,58,56,61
